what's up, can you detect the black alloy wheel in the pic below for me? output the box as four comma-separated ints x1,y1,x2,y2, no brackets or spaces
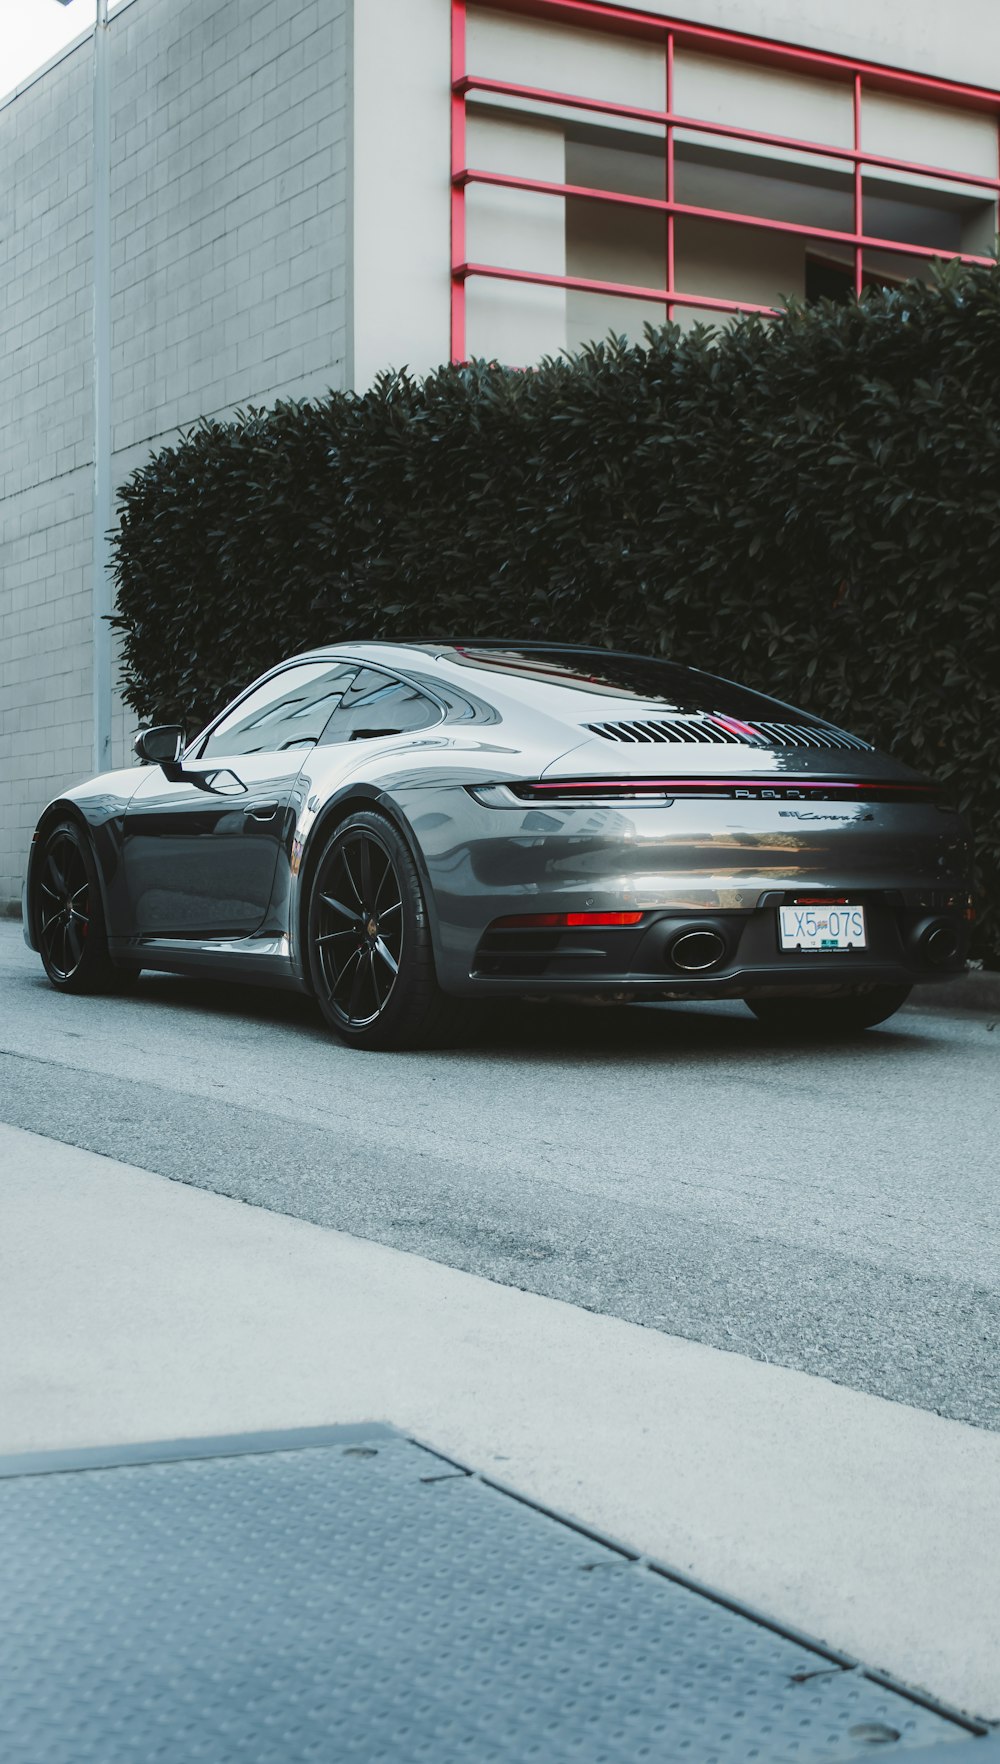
745,983,912,1035
307,810,460,1050
35,819,134,994
38,827,91,982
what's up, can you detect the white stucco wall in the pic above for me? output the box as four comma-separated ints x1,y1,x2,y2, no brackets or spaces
348,0,452,385
631,0,1000,90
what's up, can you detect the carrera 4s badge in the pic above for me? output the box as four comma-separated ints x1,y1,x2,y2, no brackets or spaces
778,810,874,821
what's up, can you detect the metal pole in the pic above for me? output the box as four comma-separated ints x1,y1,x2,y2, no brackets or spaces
92,0,112,774
665,32,674,322
450,0,467,364
853,73,864,298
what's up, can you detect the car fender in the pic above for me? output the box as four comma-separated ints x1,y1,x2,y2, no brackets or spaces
23,798,113,953
290,781,446,986
24,769,149,952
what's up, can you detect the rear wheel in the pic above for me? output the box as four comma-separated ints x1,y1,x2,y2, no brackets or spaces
34,819,133,995
307,811,461,1050
745,984,912,1035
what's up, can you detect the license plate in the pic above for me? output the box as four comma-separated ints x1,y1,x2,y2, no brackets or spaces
778,904,867,951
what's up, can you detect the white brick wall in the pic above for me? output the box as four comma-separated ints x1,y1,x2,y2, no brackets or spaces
0,39,95,908
108,0,349,456
0,42,94,507
0,471,96,884
0,0,349,910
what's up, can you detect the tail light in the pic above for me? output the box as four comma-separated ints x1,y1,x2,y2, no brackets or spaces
491,911,644,929
503,779,944,804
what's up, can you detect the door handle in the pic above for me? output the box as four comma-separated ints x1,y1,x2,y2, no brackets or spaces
244,803,280,823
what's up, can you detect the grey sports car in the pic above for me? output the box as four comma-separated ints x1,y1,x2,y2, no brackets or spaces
24,641,972,1048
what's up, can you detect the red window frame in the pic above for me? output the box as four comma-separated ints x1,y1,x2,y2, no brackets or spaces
450,0,1000,361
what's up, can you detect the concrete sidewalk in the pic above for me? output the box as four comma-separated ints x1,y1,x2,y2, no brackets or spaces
2,1120,999,1724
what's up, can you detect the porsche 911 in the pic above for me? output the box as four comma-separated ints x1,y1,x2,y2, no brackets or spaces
23,642,972,1048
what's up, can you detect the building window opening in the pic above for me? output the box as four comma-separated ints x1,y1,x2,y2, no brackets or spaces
452,0,1000,363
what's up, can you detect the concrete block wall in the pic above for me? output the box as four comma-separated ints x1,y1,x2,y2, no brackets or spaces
0,0,349,913
108,0,349,457
0,40,95,911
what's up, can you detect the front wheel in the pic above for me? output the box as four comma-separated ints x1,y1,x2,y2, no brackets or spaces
306,811,462,1050
34,818,132,995
745,984,912,1035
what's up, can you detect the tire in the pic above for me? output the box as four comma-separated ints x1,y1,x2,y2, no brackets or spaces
306,810,461,1051
745,984,912,1035
34,818,134,996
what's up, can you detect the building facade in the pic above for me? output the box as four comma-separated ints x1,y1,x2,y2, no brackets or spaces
1,0,998,912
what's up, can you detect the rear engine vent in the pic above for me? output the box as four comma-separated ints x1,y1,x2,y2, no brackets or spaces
586,717,871,752
752,722,872,752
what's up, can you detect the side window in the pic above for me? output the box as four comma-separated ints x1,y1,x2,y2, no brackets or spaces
201,663,359,759
318,669,442,745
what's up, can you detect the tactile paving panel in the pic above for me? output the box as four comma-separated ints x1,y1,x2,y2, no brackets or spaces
0,1428,984,1763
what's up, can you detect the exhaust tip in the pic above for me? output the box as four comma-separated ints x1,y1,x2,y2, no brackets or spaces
921,922,959,968
669,929,727,973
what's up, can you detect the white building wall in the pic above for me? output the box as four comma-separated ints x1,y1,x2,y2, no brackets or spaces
349,0,452,387
108,0,349,456
564,0,1000,90
0,41,96,911
0,0,349,913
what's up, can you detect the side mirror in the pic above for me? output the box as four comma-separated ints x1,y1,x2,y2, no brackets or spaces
134,725,186,771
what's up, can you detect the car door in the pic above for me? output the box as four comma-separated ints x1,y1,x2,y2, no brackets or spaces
122,661,358,938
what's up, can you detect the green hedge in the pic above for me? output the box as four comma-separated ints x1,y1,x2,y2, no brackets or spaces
111,261,1000,963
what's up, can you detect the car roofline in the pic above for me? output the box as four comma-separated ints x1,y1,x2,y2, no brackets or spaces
242,640,857,741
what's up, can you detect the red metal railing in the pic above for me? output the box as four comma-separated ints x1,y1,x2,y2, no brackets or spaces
451,0,1000,361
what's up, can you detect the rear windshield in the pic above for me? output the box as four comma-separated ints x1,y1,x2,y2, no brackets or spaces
443,646,799,719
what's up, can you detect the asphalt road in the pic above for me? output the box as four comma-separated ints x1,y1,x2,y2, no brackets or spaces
2,921,997,1430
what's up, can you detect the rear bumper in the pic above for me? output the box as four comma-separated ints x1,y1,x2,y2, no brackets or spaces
405,783,973,1000
461,889,971,999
